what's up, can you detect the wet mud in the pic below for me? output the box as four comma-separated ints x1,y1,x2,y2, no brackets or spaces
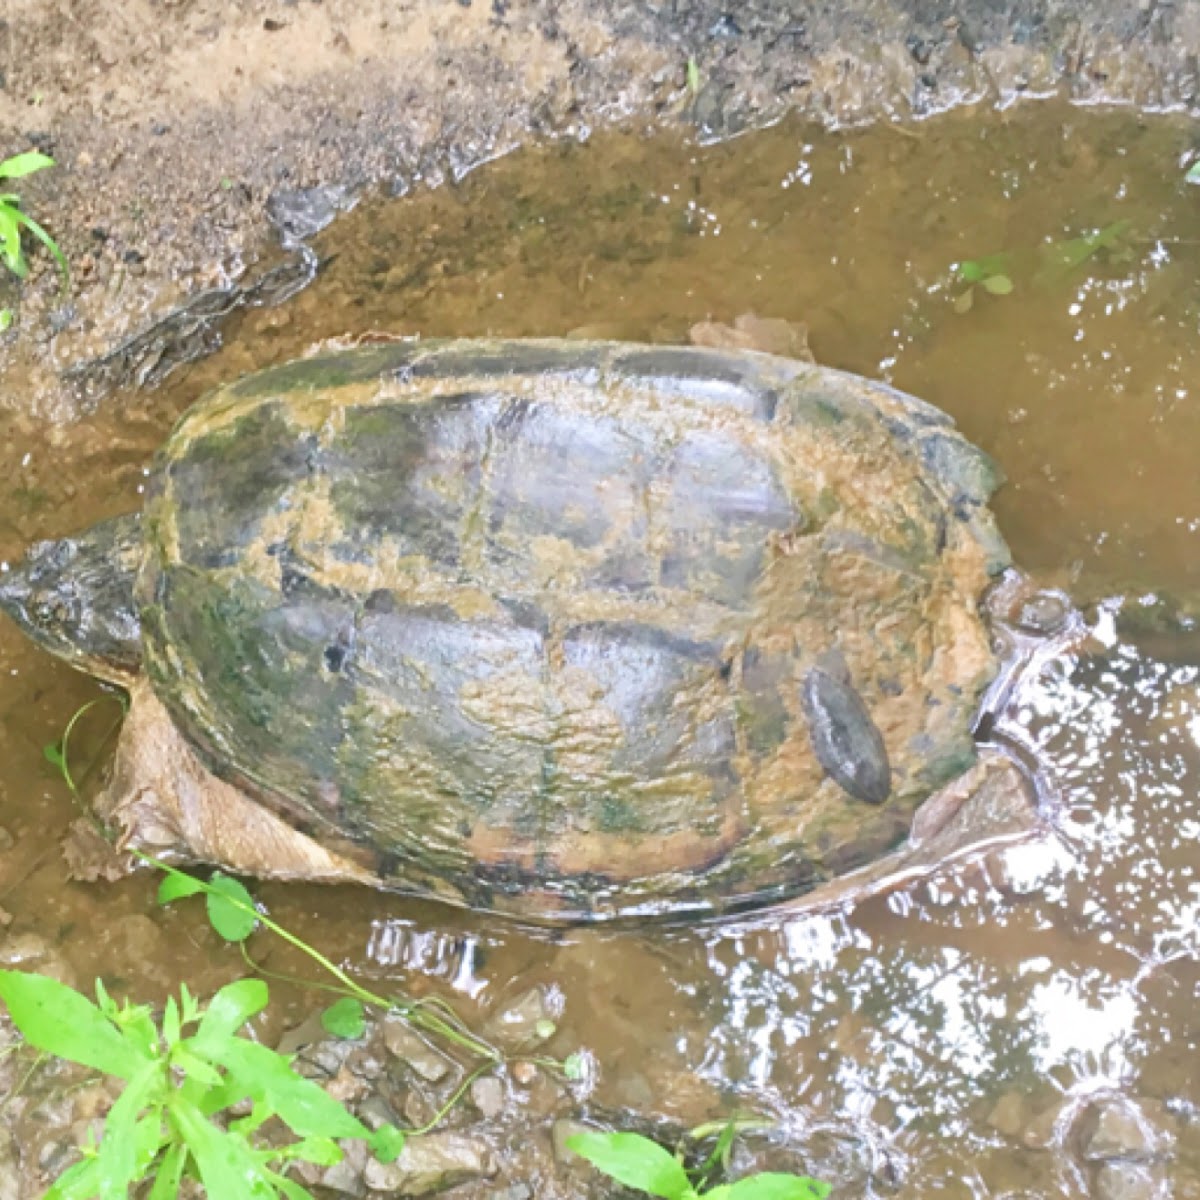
4,0,1200,421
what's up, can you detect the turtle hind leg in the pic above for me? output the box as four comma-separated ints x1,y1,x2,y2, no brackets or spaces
68,679,378,886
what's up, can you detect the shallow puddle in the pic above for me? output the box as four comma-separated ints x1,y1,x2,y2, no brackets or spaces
4,100,1200,1193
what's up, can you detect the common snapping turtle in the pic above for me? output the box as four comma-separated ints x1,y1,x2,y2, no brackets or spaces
0,339,1034,920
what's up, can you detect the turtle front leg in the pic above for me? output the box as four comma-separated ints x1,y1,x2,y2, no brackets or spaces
67,679,378,886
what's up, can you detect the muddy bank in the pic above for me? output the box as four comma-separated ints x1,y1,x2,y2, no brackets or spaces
2,0,1200,419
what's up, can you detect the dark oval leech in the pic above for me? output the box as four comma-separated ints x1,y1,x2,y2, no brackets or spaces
800,665,892,805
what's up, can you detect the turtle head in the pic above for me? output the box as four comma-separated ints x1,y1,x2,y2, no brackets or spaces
0,514,143,686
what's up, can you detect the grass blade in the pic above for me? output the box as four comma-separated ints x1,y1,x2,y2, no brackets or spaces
11,207,69,287
0,151,55,179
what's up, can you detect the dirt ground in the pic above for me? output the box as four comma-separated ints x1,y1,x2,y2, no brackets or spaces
1,0,1200,419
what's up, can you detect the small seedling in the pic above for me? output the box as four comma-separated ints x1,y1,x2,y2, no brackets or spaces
687,58,702,96
0,151,68,288
1034,218,1132,283
0,971,405,1198
566,1127,831,1200
952,219,1133,314
953,252,1014,313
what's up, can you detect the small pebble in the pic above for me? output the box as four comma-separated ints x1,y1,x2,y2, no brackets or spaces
1076,1096,1169,1163
486,985,562,1048
1093,1160,1163,1200
382,1017,453,1083
511,1061,538,1086
357,1094,401,1132
326,1064,366,1105
470,1074,506,1119
551,1118,596,1165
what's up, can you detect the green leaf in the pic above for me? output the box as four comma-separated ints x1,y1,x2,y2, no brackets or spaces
0,970,149,1079
229,1100,273,1137
193,1036,369,1140
194,1075,246,1117
1039,219,1132,277
956,252,1009,284
1187,160,1200,183
0,308,12,332
205,873,259,941
146,1142,187,1200
720,1174,832,1200
42,1155,102,1200
196,978,269,1043
566,1132,693,1200
111,998,159,1062
156,870,206,905
179,981,201,1026
94,978,117,1020
275,1135,343,1166
981,273,1013,295
171,1103,275,1199
10,207,68,287
687,57,701,94
261,1171,317,1200
0,206,27,277
321,997,366,1040
697,1118,740,1178
563,1053,586,1081
162,996,181,1047
370,1125,407,1164
0,151,55,180
96,1087,166,1200
171,1044,224,1088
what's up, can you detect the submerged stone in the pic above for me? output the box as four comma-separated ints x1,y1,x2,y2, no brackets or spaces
362,1132,495,1194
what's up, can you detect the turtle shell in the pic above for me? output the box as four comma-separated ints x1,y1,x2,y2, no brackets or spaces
136,339,1008,920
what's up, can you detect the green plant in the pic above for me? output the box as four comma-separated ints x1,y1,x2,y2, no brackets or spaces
0,971,404,1199
0,150,68,331
952,218,1133,314
1035,218,1131,281
0,151,67,285
154,863,516,1070
952,252,1013,313
566,1127,831,1200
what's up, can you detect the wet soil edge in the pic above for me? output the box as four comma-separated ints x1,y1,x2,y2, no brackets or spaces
1,0,1199,418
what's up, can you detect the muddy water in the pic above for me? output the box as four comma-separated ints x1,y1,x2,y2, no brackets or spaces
4,101,1200,1193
